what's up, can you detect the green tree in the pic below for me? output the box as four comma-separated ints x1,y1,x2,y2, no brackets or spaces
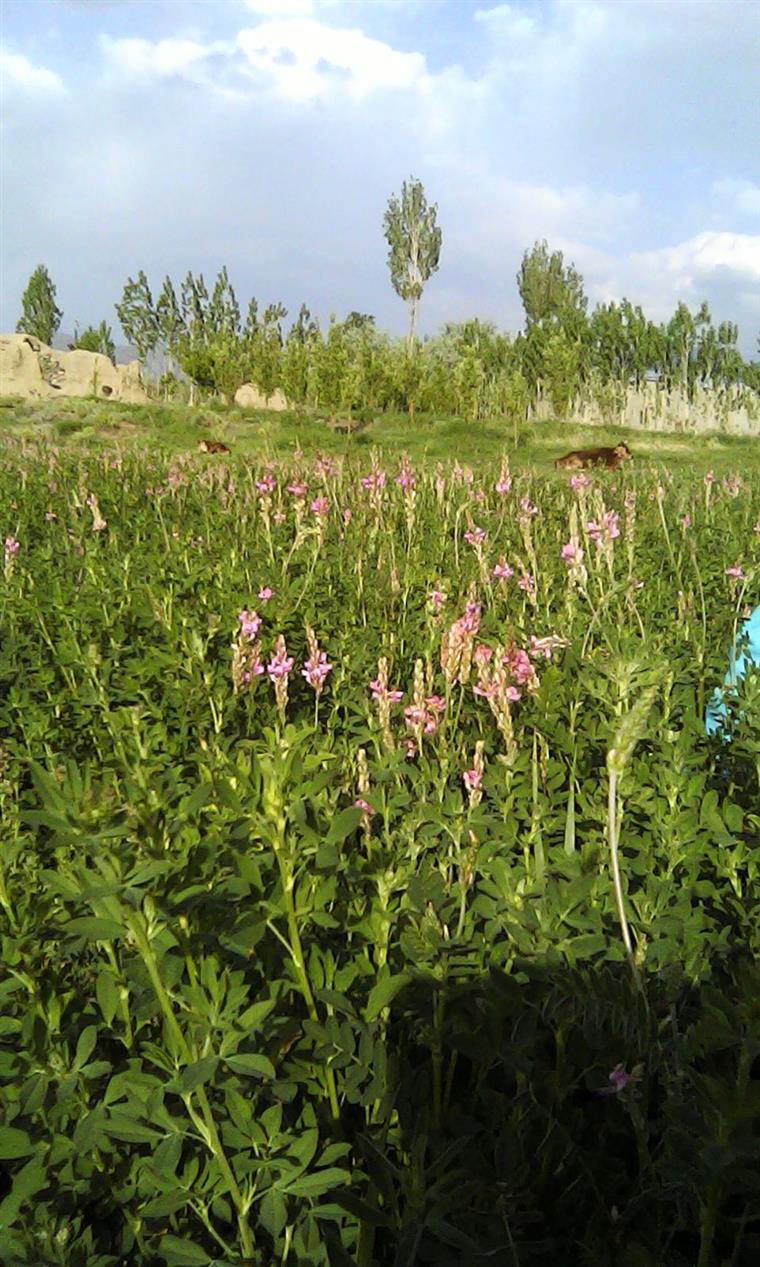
383,176,442,348
71,320,116,362
115,271,158,360
517,240,587,331
155,276,184,353
16,264,63,345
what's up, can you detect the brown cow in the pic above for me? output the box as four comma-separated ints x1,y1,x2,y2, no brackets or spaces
554,441,632,471
197,439,230,455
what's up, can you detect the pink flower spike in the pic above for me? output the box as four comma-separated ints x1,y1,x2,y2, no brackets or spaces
492,560,513,581
287,482,308,498
302,649,332,692
4,536,20,557
258,587,273,602
238,609,262,640
464,526,486,546
570,473,590,490
463,768,482,793
429,589,446,611
310,495,329,518
267,636,294,680
725,564,745,579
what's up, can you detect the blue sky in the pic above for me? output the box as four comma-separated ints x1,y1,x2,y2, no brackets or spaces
2,0,759,354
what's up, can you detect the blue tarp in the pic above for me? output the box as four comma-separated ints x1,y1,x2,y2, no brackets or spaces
705,604,760,738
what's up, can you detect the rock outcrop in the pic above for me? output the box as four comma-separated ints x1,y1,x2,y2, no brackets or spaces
234,382,289,411
0,333,148,403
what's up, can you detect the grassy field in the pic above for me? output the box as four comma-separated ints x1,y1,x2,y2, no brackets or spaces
1,401,759,1266
2,393,760,476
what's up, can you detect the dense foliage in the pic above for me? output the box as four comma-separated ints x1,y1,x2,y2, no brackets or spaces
1,441,759,1266
113,252,760,416
15,265,63,348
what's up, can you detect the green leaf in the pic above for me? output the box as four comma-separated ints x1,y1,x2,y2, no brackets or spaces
0,1127,35,1160
73,1107,106,1153
178,1056,219,1092
237,998,275,1032
105,1112,161,1144
283,1166,351,1198
325,806,363,846
96,969,120,1026
158,1234,211,1266
73,1024,98,1071
225,1053,275,1079
364,972,412,1021
66,916,122,941
260,1188,288,1238
0,1157,48,1226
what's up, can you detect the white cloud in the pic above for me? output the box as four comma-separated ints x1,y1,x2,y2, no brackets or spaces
632,232,760,290
236,19,427,101
245,0,315,13
99,35,228,80
712,179,760,218
0,48,65,94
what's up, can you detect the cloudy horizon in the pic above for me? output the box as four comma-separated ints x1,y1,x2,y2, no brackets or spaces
2,0,759,357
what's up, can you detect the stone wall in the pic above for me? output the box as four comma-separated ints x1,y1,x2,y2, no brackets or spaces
535,381,760,435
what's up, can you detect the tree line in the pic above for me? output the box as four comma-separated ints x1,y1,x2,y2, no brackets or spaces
14,177,760,420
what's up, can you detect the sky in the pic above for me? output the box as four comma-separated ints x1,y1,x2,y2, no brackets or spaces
2,0,760,356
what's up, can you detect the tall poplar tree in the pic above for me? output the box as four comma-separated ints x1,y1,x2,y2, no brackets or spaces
16,264,63,345
383,177,442,348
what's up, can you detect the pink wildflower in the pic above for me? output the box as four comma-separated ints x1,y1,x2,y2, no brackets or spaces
492,559,513,581
528,634,567,660
287,482,308,498
4,536,20,557
725,564,745,579
459,602,481,635
504,647,534,686
354,797,374,818
241,653,265,685
464,526,486,546
463,768,482,795
267,636,294,680
519,495,538,518
302,628,332,695
258,587,273,602
256,472,276,494
474,644,493,668
517,573,536,596
495,466,512,495
395,464,416,492
238,609,262,641
310,495,330,518
594,1065,630,1098
561,540,583,566
428,589,447,612
569,473,590,491
586,511,620,545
